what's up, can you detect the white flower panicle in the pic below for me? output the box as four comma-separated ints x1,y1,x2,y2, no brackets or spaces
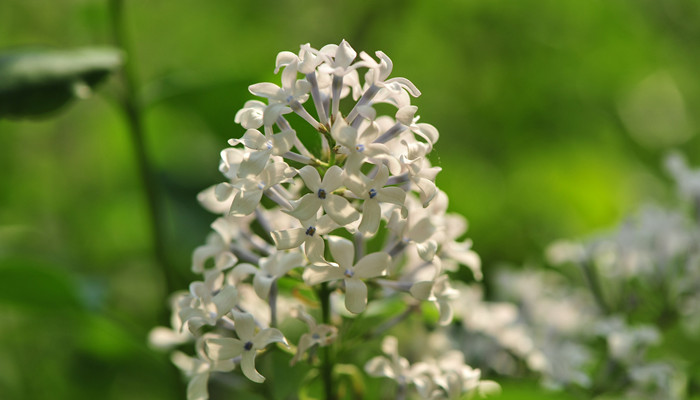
151,40,493,400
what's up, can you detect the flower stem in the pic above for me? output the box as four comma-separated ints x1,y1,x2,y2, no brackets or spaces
108,0,176,294
318,282,336,400
269,280,278,328
582,260,610,315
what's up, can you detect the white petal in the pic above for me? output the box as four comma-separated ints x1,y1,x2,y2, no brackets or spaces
229,189,263,217
291,334,313,365
263,103,292,126
437,300,454,326
189,281,209,299
205,337,244,360
316,214,339,233
384,77,421,97
231,310,256,341
231,263,258,283
344,171,366,197
415,177,439,208
275,51,297,74
362,143,391,158
271,228,306,249
214,251,237,271
304,236,325,263
253,327,288,349
303,264,345,286
213,285,239,316
249,82,281,98
410,281,434,300
238,150,270,177
415,240,438,261
287,194,322,221
191,243,217,274
240,350,265,383
149,327,189,350
413,123,439,145
370,165,390,187
323,195,359,226
365,356,394,378
359,200,381,236
272,129,296,155
381,336,399,356
197,185,230,214
280,60,298,89
335,125,358,148
260,161,290,187
377,186,406,206
409,217,435,243
272,252,305,276
253,273,275,300
456,251,482,281
357,104,376,121
242,129,267,150
344,278,368,314
335,40,357,69
396,105,417,125
215,183,233,202
298,165,322,191
321,165,344,192
187,371,210,400
327,235,355,269
353,252,389,279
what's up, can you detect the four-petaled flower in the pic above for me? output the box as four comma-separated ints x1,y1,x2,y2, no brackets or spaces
304,236,390,313
345,164,406,236
271,214,339,262
287,165,359,225
290,306,338,366
205,311,288,383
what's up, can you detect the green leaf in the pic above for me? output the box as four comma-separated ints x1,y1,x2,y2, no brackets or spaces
0,47,123,118
0,257,83,311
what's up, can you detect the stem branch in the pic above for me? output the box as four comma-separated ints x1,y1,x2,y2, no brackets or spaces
318,283,335,400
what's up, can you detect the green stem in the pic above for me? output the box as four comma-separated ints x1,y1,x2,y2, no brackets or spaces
582,260,610,315
319,283,336,400
108,0,176,294
269,280,278,328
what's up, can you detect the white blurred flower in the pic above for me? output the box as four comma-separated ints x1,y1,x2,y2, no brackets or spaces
290,306,337,365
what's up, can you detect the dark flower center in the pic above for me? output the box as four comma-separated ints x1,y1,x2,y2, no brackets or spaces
306,226,316,236
368,188,377,199
244,341,254,351
317,189,327,199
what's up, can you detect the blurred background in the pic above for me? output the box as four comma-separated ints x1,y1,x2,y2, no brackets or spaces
1,0,699,399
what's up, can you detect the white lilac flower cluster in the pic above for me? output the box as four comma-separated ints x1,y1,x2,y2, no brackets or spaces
449,274,595,390
150,41,495,400
477,153,700,399
419,154,700,399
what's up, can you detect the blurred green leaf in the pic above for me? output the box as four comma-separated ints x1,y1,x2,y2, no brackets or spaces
77,314,139,360
0,257,82,311
0,47,123,118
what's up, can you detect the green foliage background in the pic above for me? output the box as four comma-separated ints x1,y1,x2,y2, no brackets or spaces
1,0,699,399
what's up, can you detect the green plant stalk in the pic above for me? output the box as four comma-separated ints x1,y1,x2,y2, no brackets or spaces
582,260,610,315
108,0,176,295
319,282,336,400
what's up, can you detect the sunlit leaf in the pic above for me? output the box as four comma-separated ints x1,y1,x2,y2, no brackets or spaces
0,47,123,118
